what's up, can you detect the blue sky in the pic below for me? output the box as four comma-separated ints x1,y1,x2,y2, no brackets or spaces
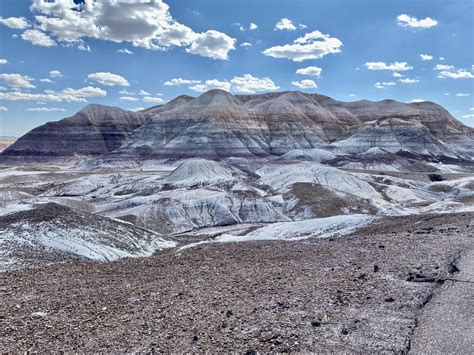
0,0,473,137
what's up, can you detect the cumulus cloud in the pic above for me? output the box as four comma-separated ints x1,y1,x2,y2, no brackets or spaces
462,114,474,119
292,79,318,89
296,66,322,77
274,18,297,31
0,16,29,29
139,90,152,96
49,70,63,78
189,79,232,93
0,106,8,111
164,78,201,86
118,48,134,55
434,64,474,79
240,42,252,48
364,62,413,71
420,54,433,61
186,74,279,94
39,78,54,83
21,29,56,47
411,98,427,103
374,81,396,89
397,14,438,29
0,59,7,64
263,30,342,62
77,42,91,51
392,72,404,78
120,96,139,101
185,30,236,60
239,23,258,31
27,107,66,112
0,86,106,103
29,0,235,60
61,86,107,98
399,78,419,84
230,74,279,93
119,89,135,95
143,96,165,103
87,72,129,86
0,73,35,89
455,93,471,97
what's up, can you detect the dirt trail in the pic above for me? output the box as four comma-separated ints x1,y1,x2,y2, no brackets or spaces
409,245,474,354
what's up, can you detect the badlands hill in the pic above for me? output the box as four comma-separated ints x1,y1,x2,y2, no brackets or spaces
2,90,473,166
2,104,149,159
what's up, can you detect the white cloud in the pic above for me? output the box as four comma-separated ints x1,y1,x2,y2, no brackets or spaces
263,30,342,62
21,29,56,47
39,78,54,83
230,74,279,93
397,14,438,29
49,70,63,78
296,66,322,77
399,78,419,84
120,96,139,102
434,64,474,79
118,48,134,55
299,23,308,30
411,98,427,103
0,106,8,111
374,81,396,89
470,107,474,111
139,90,152,96
119,89,135,95
185,30,236,60
185,75,279,93
27,107,66,112
29,0,236,60
461,114,474,119
61,86,107,99
392,72,404,78
434,64,455,71
437,69,474,79
455,93,471,97
0,73,35,89
164,78,201,86
143,96,165,103
364,62,413,71
189,79,232,93
420,54,433,61
0,86,106,103
274,18,297,31
292,79,318,89
439,57,445,61
0,16,29,29
87,72,129,86
77,42,91,51
0,59,7,64
130,107,146,112
249,23,258,30
349,94,356,97
240,42,252,48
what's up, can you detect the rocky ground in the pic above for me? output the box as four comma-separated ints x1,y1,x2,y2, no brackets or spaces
2,212,472,353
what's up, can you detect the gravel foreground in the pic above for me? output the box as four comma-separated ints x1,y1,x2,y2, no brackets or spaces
2,212,473,353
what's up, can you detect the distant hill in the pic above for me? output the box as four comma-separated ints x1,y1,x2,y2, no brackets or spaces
2,90,473,169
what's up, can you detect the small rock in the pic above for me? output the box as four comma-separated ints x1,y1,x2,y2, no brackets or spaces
373,265,379,272
385,297,395,302
311,320,321,327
